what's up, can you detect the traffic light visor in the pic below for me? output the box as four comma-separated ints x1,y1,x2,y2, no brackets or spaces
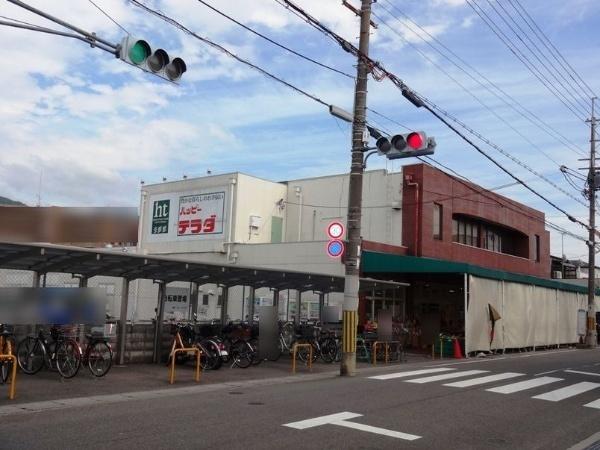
147,49,169,72
129,40,151,65
165,57,187,81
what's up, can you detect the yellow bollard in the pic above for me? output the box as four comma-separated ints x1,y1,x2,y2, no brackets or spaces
291,343,313,374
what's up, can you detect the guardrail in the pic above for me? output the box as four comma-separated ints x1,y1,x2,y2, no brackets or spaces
291,343,313,374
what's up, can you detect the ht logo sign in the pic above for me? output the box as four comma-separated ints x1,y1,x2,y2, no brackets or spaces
152,200,170,234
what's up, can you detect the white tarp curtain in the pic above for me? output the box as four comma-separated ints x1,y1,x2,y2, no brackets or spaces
467,275,591,354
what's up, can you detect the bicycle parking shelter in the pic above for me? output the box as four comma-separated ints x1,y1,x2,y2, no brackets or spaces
0,242,406,364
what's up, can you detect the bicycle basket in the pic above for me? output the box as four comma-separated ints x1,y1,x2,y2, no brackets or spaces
91,323,116,337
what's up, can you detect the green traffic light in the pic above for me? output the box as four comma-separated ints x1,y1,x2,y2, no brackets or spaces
129,40,151,65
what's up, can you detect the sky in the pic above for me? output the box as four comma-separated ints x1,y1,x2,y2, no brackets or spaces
0,0,599,260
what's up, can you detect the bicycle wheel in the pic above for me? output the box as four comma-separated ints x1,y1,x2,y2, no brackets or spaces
200,340,222,370
231,340,253,369
0,361,9,384
296,341,318,363
87,341,113,377
266,339,282,362
319,337,337,363
17,337,45,375
55,339,81,379
249,338,261,365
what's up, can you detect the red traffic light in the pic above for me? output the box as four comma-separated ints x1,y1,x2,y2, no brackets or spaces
406,132,424,150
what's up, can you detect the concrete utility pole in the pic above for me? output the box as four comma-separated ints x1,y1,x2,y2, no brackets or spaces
586,97,598,347
341,0,372,377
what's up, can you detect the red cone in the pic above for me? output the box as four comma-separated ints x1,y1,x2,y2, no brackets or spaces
453,338,464,359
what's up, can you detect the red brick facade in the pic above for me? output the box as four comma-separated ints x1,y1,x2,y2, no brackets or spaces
401,164,550,278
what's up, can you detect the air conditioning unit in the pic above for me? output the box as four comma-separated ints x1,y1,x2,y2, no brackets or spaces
552,271,563,279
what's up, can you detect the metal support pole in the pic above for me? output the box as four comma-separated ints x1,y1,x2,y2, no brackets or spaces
220,285,229,324
341,0,372,377
286,289,290,322
190,282,199,320
273,288,280,320
32,271,40,288
152,282,166,364
241,285,246,321
318,292,325,324
77,276,88,344
586,97,598,347
117,278,130,365
295,290,302,325
248,286,255,323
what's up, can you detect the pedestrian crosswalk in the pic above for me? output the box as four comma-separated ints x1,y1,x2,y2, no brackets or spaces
368,367,600,410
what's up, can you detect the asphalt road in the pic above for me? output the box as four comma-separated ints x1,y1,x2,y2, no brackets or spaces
3,349,600,450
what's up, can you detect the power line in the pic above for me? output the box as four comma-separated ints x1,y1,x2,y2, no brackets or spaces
275,0,590,231
464,0,589,122
508,0,597,99
372,8,567,169
194,0,354,79
129,0,329,108
484,0,590,114
376,0,586,157
87,0,129,35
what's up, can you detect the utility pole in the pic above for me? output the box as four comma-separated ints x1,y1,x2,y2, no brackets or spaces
586,97,598,347
341,0,372,377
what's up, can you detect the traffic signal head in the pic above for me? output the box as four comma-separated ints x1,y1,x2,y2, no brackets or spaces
119,36,187,82
381,131,436,159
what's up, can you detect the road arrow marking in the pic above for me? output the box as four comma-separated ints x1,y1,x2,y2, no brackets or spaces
283,411,421,441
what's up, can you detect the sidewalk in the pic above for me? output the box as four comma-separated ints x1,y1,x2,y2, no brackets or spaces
0,352,433,407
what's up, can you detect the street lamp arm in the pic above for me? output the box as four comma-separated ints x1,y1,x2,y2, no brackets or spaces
0,20,118,55
362,150,378,168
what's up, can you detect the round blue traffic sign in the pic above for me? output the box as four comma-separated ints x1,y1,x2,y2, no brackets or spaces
327,240,345,258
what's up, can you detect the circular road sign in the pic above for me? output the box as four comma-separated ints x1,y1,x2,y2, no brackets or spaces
326,240,345,258
327,221,345,239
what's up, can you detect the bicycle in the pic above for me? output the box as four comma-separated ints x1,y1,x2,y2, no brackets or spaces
221,322,254,369
81,332,113,377
168,322,219,371
0,324,15,384
17,326,82,379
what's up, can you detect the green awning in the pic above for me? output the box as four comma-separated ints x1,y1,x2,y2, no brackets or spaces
362,251,597,295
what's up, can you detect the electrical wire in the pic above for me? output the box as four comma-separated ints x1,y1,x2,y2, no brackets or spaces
194,0,354,79
484,0,590,114
376,0,586,157
508,0,596,99
274,0,592,231
464,0,588,122
129,0,329,108
87,0,129,35
372,8,566,169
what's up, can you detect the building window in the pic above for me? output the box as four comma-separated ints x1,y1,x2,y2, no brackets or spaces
534,235,540,262
202,294,209,306
451,214,528,258
433,203,442,240
217,295,222,306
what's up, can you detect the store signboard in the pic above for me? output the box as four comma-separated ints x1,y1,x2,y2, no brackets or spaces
177,192,225,236
145,187,227,243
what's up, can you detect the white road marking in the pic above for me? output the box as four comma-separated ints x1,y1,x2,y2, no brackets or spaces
405,370,489,384
283,412,362,429
535,369,562,376
283,412,421,441
443,372,524,388
368,367,454,380
486,377,563,394
532,382,600,401
564,370,600,377
333,419,421,440
583,398,600,409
